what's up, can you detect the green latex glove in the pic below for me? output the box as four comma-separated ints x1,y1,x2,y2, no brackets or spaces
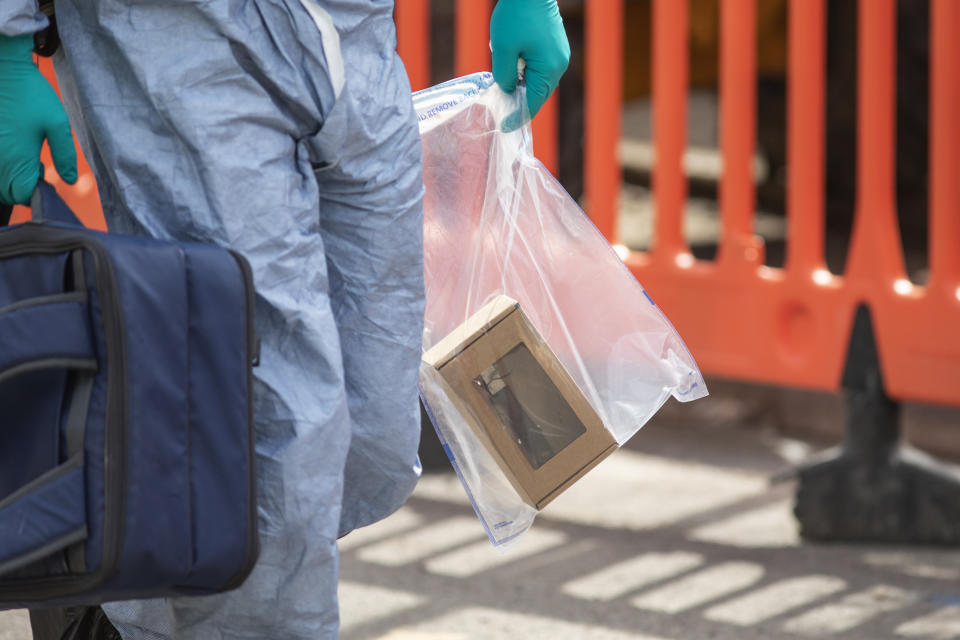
490,0,570,131
0,34,77,205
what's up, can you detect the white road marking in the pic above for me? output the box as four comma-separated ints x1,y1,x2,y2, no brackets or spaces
339,582,426,633
783,585,917,635
688,501,799,548
425,528,567,578
863,551,960,581
415,451,766,533
544,451,767,531
0,610,33,640
542,449,766,530
896,606,960,638
704,575,847,625
381,606,673,639
356,517,486,566
375,632,467,640
562,551,704,602
339,508,425,551
631,561,765,613
514,539,603,575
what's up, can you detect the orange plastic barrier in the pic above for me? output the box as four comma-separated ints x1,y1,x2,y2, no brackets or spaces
623,0,960,406
32,1,960,406
395,0,960,407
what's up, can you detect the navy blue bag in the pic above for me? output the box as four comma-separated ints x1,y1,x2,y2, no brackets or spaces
0,182,259,608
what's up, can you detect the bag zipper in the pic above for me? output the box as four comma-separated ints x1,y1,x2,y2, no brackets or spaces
219,251,260,591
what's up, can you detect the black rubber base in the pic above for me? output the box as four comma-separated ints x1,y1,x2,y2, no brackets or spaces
795,444,960,545
794,304,960,545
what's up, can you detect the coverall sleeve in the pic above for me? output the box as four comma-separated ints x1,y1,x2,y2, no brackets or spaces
0,1,47,36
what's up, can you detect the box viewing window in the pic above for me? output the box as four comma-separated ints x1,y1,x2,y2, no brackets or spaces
474,344,586,470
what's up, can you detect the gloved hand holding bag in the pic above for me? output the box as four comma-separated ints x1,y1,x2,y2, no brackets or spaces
490,0,570,130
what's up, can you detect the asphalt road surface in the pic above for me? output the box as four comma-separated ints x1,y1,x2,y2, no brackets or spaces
3,421,959,640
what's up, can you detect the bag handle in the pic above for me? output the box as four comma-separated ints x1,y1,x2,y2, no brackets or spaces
0,294,97,384
29,180,85,227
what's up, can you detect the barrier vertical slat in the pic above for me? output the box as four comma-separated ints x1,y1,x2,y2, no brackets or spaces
395,0,430,92
532,93,559,177
785,0,826,276
585,0,623,242
651,0,689,258
928,0,960,294
845,0,905,282
718,0,758,268
456,0,492,77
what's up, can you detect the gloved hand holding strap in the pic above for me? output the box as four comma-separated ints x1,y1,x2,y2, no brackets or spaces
0,34,77,205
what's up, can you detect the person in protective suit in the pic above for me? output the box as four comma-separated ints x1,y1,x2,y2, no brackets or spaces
0,1,569,638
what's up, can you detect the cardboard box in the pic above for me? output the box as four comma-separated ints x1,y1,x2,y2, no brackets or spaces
422,295,617,509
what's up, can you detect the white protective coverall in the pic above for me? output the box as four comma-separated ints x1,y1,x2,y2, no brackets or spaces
1,1,425,637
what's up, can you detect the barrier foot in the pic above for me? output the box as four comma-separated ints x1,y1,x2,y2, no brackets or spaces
794,304,960,545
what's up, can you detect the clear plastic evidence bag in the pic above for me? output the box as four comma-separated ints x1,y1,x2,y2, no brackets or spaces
415,73,707,546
